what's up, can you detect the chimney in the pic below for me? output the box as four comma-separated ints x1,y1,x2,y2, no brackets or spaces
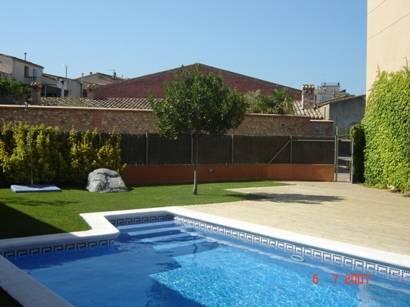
302,84,315,109
85,84,96,99
113,71,117,79
30,82,42,104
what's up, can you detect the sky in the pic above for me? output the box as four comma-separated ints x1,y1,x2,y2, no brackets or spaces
1,0,367,94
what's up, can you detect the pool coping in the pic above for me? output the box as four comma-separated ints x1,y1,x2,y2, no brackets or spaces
1,206,410,306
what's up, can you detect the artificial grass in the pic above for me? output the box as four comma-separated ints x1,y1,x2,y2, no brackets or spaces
0,181,280,239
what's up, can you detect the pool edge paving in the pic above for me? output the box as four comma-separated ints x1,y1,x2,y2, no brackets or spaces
1,206,410,306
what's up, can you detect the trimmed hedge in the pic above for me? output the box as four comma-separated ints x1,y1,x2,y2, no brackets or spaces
363,66,410,192
350,124,365,183
0,122,124,186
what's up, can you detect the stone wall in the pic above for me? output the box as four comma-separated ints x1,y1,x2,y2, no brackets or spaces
0,105,334,137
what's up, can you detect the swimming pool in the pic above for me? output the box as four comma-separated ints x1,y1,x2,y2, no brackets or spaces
7,213,410,307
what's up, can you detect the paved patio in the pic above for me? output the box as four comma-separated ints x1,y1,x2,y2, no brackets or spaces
188,182,410,255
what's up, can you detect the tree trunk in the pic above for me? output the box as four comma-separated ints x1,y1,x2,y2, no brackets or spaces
192,134,199,195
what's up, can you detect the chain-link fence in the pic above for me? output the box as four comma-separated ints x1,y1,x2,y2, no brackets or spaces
120,134,335,165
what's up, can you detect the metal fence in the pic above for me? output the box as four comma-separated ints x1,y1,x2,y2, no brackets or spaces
120,134,335,165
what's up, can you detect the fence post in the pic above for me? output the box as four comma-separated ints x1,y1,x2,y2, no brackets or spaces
231,134,234,164
290,135,293,164
145,132,149,165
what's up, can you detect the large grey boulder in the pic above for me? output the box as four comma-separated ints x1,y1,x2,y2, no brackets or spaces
87,168,128,192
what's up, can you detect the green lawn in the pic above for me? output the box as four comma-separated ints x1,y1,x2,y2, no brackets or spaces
0,181,280,239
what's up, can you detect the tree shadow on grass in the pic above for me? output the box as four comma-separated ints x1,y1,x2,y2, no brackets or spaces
0,197,79,207
226,192,343,205
0,202,65,239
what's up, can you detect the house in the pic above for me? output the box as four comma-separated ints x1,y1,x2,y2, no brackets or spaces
93,63,301,100
0,53,43,84
0,53,82,98
315,82,348,103
84,64,323,119
75,72,123,97
41,73,82,97
317,94,365,136
84,63,324,119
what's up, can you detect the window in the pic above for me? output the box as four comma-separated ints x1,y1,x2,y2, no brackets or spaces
32,68,37,78
24,65,29,77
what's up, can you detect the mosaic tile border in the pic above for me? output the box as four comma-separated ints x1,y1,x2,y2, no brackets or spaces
174,216,410,282
2,211,409,283
0,214,173,259
108,214,174,227
1,239,114,258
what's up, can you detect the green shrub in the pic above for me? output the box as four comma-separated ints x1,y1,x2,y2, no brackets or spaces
363,66,410,192
0,123,66,184
0,123,14,184
67,130,125,184
350,124,365,183
0,77,30,102
0,123,124,186
96,132,125,172
245,89,294,114
0,122,32,183
68,129,99,185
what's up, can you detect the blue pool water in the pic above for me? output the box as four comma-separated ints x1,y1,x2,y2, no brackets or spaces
10,220,410,306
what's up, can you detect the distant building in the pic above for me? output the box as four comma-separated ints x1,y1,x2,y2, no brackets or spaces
316,82,345,103
0,53,83,98
0,53,43,84
317,95,366,136
41,73,82,97
93,63,301,99
90,63,325,119
75,72,123,97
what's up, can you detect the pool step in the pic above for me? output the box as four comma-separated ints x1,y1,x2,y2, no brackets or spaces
154,238,214,250
118,220,176,231
141,233,198,243
127,226,180,237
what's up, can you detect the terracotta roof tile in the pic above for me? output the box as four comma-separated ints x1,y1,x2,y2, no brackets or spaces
39,97,323,119
39,97,151,110
293,101,324,119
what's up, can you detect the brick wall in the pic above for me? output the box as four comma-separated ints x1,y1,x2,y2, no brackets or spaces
0,105,333,137
94,64,302,100
123,164,335,185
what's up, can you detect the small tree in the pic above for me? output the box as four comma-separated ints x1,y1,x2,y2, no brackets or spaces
245,89,294,114
0,77,30,103
152,66,247,194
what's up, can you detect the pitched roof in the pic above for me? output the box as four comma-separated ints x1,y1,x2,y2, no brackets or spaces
38,97,151,109
74,72,124,86
94,63,301,99
0,53,44,68
317,94,365,107
41,73,81,85
293,101,323,119
38,97,322,119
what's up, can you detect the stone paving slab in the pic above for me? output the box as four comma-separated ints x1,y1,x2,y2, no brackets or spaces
187,182,410,255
